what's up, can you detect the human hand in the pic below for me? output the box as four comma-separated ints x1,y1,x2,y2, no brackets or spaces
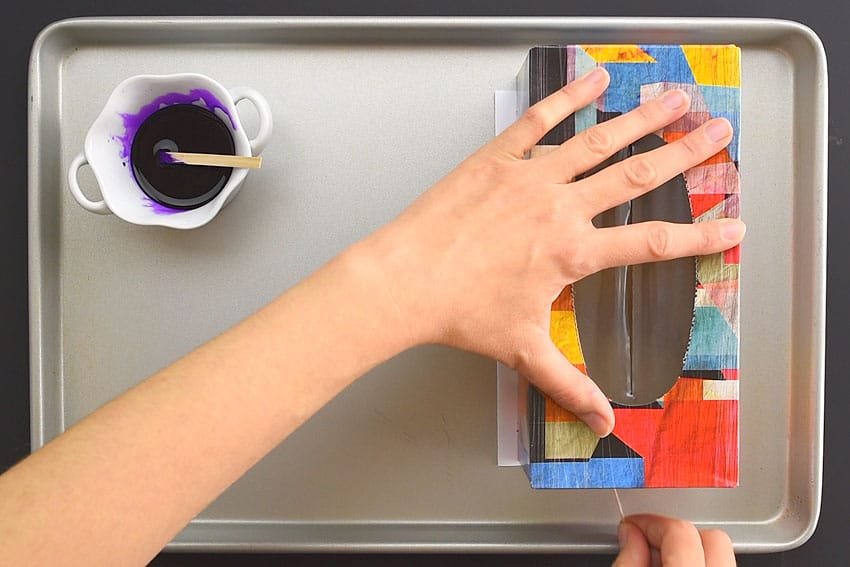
614,514,735,566
356,66,745,437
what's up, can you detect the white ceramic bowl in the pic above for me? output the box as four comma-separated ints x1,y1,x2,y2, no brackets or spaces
68,73,272,229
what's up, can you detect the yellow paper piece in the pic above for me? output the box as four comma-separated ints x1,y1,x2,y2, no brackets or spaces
545,421,599,459
703,380,739,400
581,45,656,63
550,310,584,365
682,45,741,87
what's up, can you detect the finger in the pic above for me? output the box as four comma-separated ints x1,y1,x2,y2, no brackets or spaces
625,514,706,567
573,118,734,214
516,330,614,437
590,219,746,271
612,521,651,567
488,67,610,159
700,529,736,567
537,89,691,182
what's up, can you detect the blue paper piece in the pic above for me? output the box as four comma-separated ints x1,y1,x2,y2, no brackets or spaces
601,45,696,113
684,306,739,370
529,458,645,488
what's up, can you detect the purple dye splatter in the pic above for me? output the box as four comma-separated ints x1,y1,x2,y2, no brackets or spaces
141,195,182,215
112,88,235,215
115,88,236,161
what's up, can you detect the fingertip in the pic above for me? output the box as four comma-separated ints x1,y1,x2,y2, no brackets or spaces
577,66,610,91
588,66,609,84
719,218,746,242
706,117,734,143
700,528,733,550
619,520,640,547
579,410,614,438
618,521,630,548
578,388,615,437
614,521,651,567
660,88,691,113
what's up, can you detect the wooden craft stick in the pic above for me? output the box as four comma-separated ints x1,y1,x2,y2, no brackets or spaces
165,152,262,169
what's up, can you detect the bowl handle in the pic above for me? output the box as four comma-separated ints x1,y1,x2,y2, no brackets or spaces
229,87,273,156
68,153,110,214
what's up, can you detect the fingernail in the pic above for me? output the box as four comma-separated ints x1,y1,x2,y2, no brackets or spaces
580,410,612,438
706,118,732,142
661,89,686,111
618,522,629,548
583,67,607,84
720,218,746,240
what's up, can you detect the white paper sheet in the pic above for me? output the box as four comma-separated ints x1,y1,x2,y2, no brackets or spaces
494,90,522,466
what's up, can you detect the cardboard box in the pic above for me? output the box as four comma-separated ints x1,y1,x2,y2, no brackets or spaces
516,45,741,488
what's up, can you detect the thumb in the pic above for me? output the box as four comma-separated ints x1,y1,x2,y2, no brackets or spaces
518,331,614,437
612,521,651,567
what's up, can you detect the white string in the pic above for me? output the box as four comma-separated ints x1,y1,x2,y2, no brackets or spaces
613,488,625,522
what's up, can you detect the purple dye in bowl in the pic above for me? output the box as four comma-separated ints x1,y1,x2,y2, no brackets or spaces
131,104,235,209
115,89,238,214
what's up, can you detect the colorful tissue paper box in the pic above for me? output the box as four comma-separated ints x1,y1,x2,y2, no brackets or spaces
515,45,741,489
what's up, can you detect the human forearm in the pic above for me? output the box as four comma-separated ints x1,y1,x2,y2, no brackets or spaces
0,67,744,565
0,244,410,566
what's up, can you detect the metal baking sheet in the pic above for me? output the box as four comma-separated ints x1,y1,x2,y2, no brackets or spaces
28,17,827,553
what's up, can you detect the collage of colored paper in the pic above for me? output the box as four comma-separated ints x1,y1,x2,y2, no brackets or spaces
516,44,741,488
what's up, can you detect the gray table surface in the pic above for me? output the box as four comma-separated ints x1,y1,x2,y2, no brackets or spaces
4,1,846,565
